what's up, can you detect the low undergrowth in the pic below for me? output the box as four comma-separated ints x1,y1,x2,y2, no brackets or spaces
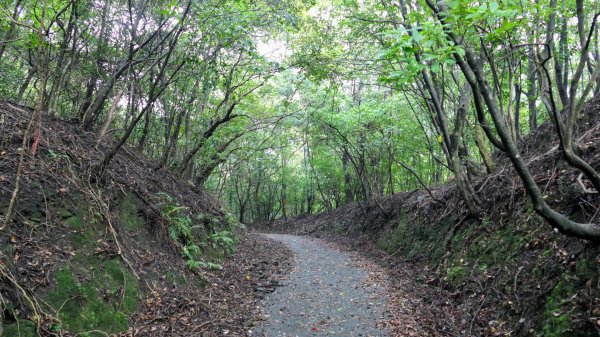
0,103,242,336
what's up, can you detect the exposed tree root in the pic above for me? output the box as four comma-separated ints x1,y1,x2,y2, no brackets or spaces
0,263,57,335
2,105,36,230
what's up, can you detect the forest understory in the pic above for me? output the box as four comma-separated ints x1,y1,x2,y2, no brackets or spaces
3,95,600,336
0,102,295,336
2,0,600,336
258,95,600,336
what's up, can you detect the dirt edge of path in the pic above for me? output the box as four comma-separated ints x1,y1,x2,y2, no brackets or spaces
252,231,448,337
296,233,456,337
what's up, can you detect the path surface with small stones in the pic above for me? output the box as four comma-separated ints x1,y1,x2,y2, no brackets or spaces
255,234,388,337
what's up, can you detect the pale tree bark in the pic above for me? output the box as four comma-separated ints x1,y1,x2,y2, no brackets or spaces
473,122,495,174
421,69,480,216
527,46,538,131
96,89,124,144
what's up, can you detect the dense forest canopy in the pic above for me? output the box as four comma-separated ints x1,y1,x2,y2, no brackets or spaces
1,0,600,236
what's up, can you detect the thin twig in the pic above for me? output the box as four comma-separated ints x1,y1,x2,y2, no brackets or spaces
191,318,220,333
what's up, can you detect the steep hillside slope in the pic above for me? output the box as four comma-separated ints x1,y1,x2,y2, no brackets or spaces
261,96,600,336
0,102,292,336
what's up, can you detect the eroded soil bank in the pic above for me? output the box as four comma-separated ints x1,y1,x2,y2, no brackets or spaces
0,103,297,336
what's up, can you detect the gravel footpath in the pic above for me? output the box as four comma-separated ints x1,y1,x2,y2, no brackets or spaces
255,234,388,337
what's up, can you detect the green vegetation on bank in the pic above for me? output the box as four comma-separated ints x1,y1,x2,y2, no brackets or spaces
2,0,600,335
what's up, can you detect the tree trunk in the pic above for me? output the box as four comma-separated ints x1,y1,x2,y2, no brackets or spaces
280,149,287,220
342,148,354,204
473,123,495,173
426,0,600,239
514,84,522,140
0,0,23,63
17,67,36,102
138,106,152,150
527,46,538,131
96,89,123,144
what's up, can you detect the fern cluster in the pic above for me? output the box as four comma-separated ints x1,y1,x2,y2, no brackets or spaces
157,193,238,271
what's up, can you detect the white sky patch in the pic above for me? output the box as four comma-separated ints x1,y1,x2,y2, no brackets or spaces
307,1,340,25
256,38,291,63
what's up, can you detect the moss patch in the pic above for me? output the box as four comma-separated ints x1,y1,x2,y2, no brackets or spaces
538,255,599,337
542,275,575,337
377,216,450,262
65,214,84,229
45,258,139,335
2,319,38,337
376,218,407,253
446,265,467,286
119,194,145,230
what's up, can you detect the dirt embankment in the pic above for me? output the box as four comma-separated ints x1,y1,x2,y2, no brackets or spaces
257,97,600,337
0,102,293,336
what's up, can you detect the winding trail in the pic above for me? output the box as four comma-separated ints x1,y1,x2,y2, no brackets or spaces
255,234,388,337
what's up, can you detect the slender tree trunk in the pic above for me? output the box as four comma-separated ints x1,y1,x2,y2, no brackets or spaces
46,1,77,113
159,88,195,168
554,5,569,107
448,88,480,216
342,148,354,204
421,67,479,215
527,46,538,131
387,148,395,195
96,89,124,144
0,0,23,62
426,0,600,239
17,68,36,102
280,147,287,220
138,106,152,149
474,123,494,173
506,65,516,142
514,84,522,140
304,139,314,213
79,0,111,122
